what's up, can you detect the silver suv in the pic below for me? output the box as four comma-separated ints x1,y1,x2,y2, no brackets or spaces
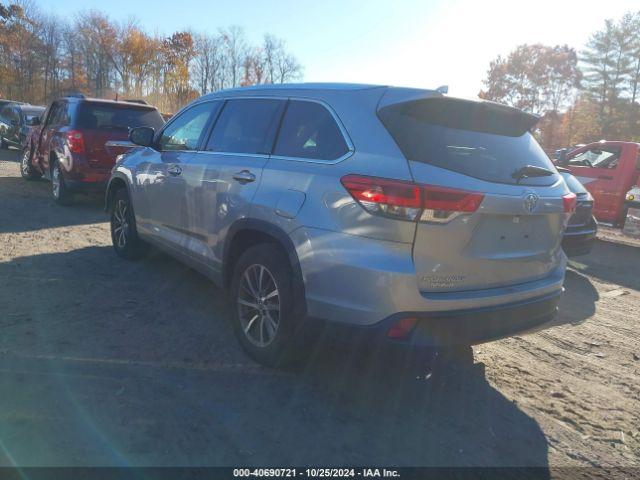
106,83,576,366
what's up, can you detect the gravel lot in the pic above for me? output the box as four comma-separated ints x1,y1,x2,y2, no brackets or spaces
0,150,638,471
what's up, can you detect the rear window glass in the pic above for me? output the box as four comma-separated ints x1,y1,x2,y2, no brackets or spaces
76,103,164,131
378,99,557,186
273,101,349,160
206,99,284,154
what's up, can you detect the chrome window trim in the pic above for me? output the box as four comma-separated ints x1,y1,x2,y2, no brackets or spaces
196,150,270,160
201,95,354,164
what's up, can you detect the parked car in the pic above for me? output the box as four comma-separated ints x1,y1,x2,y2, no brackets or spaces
0,103,45,149
0,99,25,111
21,95,165,205
556,141,640,226
105,83,576,366
625,185,640,210
558,167,597,256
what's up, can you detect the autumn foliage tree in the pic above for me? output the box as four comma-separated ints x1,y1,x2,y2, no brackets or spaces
479,44,580,115
0,0,303,113
480,10,640,149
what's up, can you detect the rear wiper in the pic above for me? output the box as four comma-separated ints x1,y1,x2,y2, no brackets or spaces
512,165,554,183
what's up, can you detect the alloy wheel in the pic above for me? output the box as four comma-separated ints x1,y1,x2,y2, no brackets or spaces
112,199,129,249
237,264,280,347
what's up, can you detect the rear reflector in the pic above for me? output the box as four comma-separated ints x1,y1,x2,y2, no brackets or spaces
341,175,484,223
387,317,418,339
563,193,577,213
66,130,85,154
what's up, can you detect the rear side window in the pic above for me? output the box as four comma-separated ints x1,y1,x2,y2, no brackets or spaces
378,98,557,186
76,103,164,131
273,101,349,160
206,99,284,155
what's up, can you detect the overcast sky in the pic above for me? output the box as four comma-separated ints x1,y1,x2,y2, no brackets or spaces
37,0,640,97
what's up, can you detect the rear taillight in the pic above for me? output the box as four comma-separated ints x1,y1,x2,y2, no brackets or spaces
66,130,85,154
421,185,485,223
340,175,422,221
563,193,577,213
340,175,484,223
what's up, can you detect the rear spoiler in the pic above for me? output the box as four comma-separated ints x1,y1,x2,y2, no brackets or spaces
378,91,540,137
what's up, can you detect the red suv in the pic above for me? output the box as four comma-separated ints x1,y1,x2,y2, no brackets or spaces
20,95,164,205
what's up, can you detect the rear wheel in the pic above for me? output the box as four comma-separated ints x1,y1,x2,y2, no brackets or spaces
110,188,149,260
230,244,304,367
51,161,73,206
20,148,41,180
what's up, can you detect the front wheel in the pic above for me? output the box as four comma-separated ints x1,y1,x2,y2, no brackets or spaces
51,161,73,206
20,148,41,180
230,244,305,367
110,188,149,260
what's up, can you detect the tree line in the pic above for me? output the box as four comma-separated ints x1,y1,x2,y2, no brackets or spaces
479,10,640,150
0,1,302,113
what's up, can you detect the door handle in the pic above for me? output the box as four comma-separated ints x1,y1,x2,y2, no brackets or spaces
168,165,182,176
232,170,256,184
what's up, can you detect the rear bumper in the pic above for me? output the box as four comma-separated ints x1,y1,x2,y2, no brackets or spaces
64,177,109,192
292,227,566,329
562,217,597,257
313,290,561,347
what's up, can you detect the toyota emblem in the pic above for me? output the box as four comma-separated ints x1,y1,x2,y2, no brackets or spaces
523,192,539,213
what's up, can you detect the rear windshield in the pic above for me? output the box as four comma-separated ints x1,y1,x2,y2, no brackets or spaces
76,103,164,131
378,98,557,186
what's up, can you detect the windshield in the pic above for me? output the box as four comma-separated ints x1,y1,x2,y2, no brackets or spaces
76,103,164,131
379,99,557,186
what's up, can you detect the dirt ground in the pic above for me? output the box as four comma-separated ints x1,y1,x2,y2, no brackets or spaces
0,150,638,472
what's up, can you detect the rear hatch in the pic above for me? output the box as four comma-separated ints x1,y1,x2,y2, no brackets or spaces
378,95,572,293
75,101,165,170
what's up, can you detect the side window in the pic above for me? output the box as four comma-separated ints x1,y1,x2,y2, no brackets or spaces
273,100,349,161
158,101,218,151
0,106,11,123
9,107,20,124
205,99,284,155
47,102,65,127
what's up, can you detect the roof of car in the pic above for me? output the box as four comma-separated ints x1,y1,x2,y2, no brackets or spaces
63,96,156,109
19,105,45,113
219,83,385,93
200,83,389,101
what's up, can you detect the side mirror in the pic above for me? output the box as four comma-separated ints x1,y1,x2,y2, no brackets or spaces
129,126,155,147
26,116,41,126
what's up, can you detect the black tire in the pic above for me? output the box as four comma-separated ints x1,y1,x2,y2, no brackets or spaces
110,187,149,260
0,137,7,150
51,160,73,206
230,244,305,367
20,147,41,180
